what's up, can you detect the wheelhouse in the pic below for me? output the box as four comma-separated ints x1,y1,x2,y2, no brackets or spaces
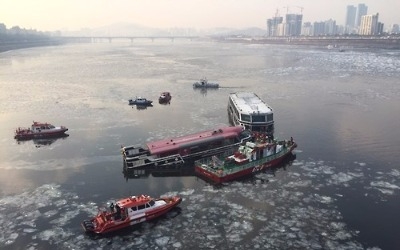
227,92,274,134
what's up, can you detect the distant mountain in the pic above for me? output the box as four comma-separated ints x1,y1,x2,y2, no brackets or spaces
61,22,162,37
60,23,266,37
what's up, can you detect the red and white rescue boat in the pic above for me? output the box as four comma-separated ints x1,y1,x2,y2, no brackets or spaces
14,121,68,140
81,194,182,234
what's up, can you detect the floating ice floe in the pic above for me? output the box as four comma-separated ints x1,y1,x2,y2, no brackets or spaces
1,158,396,249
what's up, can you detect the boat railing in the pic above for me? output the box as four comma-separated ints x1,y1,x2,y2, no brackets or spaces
181,142,242,160
124,154,184,170
123,131,252,169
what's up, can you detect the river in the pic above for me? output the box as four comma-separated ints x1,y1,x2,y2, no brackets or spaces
0,41,399,249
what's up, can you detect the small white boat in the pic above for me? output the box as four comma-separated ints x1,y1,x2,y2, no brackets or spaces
193,78,219,88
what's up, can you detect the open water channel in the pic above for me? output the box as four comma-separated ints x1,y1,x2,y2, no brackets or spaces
0,41,399,249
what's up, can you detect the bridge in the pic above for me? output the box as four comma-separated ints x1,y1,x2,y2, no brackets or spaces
57,36,201,43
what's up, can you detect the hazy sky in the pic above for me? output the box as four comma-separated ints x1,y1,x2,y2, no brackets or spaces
1,0,399,31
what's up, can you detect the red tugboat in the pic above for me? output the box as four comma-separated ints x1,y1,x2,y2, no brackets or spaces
81,195,182,234
195,134,297,184
14,121,68,140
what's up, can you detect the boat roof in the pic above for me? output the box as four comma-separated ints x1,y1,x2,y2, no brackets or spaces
32,121,51,125
117,195,152,208
146,126,244,155
229,92,273,115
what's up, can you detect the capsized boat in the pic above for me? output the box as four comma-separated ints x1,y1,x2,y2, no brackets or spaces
14,121,68,140
121,126,252,170
193,78,219,88
81,195,182,234
195,134,297,184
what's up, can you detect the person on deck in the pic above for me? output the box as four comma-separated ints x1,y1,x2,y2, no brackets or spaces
109,202,115,213
115,204,121,219
120,207,125,220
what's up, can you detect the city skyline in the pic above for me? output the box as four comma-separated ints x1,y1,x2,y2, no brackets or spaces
1,0,399,32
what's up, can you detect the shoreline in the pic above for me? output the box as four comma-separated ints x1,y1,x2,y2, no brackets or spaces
0,40,64,53
2,36,400,53
220,36,400,50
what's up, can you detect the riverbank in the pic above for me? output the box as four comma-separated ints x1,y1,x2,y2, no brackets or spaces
220,36,400,50
0,40,64,53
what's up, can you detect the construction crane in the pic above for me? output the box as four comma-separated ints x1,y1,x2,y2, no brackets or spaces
282,6,289,14
294,6,304,14
274,8,280,18
282,6,304,15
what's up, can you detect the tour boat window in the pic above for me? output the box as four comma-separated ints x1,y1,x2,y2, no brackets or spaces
149,200,155,206
252,115,266,122
138,204,145,210
241,114,251,122
267,114,273,122
146,203,150,208
131,206,137,211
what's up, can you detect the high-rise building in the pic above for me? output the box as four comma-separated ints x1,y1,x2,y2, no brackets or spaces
285,14,303,36
390,24,399,34
377,22,384,35
310,20,338,36
266,16,283,36
345,5,357,33
301,22,312,36
324,19,337,35
356,4,368,27
313,22,325,36
359,13,379,35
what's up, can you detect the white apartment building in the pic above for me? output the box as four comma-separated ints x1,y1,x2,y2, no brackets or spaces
359,13,379,35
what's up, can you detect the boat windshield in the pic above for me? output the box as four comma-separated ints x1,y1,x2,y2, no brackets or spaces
241,114,251,122
252,115,266,122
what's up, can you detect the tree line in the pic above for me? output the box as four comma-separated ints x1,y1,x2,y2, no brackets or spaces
0,23,60,43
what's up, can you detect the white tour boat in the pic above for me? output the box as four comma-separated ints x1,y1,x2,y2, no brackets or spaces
227,92,274,135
